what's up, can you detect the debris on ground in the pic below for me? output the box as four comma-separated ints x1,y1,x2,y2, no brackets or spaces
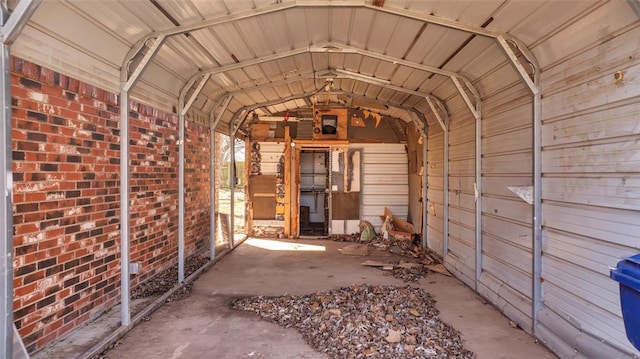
232,284,475,359
328,233,360,242
131,255,208,301
339,243,370,256
359,220,377,242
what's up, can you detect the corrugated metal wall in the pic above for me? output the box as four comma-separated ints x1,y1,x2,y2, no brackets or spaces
444,96,476,289
353,144,409,231
477,68,535,330
426,120,445,257
535,14,640,358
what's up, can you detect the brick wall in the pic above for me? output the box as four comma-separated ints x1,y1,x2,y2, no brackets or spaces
185,122,211,255
11,58,213,353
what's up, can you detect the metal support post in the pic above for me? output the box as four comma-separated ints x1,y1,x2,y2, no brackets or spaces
532,91,542,332
177,110,185,283
427,97,449,259
209,115,216,260
450,75,482,286
0,21,12,359
228,121,235,248
119,86,131,326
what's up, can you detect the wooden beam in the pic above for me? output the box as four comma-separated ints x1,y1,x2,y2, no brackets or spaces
284,126,291,237
291,147,301,237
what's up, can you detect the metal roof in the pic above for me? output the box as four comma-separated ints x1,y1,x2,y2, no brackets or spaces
10,0,629,134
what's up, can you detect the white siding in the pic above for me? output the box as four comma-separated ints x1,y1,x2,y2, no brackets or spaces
352,144,409,232
536,12,640,358
444,95,476,289
427,122,445,256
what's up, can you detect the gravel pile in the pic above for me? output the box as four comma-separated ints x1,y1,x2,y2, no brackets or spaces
233,284,475,359
131,255,209,301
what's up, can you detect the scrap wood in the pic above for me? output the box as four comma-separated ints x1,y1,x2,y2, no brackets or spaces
360,260,393,267
339,243,369,256
384,207,415,234
426,264,452,276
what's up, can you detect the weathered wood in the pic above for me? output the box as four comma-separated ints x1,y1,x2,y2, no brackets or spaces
284,126,291,237
384,207,415,233
291,147,301,237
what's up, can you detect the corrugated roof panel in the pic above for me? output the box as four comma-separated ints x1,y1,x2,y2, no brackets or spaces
508,0,600,46
349,8,376,49
404,24,447,64
343,54,362,73
364,11,400,54
305,8,330,44
310,53,329,71
389,66,413,87
358,57,379,77
223,69,252,88
258,61,285,78
385,17,424,58
260,12,294,53
117,0,173,32
485,0,547,34
364,85,383,99
68,1,150,44
239,64,266,82
153,0,203,23
211,23,255,61
400,69,427,90
420,26,471,67
189,29,236,65
153,43,200,77
284,8,311,48
373,60,397,80
220,0,257,14
294,53,315,74
30,1,128,66
246,91,269,105
189,0,228,18
377,88,395,102
401,96,422,108
390,91,411,105
235,18,275,58
450,1,503,25
161,37,213,70
330,8,354,43
352,81,369,95
447,39,504,79
328,53,346,70
275,57,300,77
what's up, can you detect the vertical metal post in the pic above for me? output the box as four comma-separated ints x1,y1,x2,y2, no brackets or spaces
532,87,542,333
421,129,428,249
451,76,482,286
0,23,12,359
496,35,542,332
443,125,449,258
474,103,482,284
228,121,235,248
209,113,216,261
427,97,449,259
178,110,185,282
119,86,131,326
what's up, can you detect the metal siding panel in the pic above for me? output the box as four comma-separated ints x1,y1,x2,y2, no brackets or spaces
542,140,640,174
284,8,311,48
29,1,128,66
542,203,639,250
359,144,409,231
190,29,237,66
385,17,424,58
365,12,399,54
543,177,640,211
349,8,375,49
532,1,637,69
305,8,330,45
330,8,353,44
478,272,533,330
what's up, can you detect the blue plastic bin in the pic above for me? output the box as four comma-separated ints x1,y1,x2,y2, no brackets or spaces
610,254,640,351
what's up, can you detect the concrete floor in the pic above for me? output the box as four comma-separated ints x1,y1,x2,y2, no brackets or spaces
103,238,556,359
